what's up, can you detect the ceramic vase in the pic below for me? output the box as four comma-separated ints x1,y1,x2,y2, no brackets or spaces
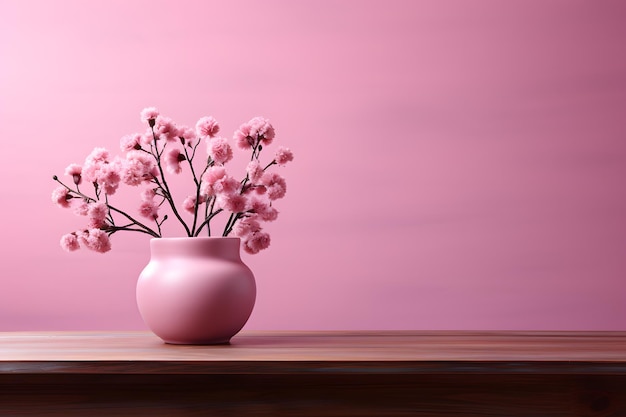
136,237,256,345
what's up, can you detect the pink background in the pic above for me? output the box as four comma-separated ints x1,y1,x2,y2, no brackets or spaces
1,0,625,331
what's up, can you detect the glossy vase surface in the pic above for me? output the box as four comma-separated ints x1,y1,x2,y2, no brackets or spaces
136,237,256,345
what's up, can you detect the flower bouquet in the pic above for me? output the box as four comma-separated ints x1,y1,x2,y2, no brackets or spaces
52,107,293,254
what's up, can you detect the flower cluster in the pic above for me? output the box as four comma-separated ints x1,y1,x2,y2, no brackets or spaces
52,108,293,254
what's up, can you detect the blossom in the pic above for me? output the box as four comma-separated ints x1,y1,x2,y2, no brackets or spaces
139,200,159,219
217,193,248,213
212,176,240,196
275,146,294,166
196,116,219,138
120,133,143,152
140,107,159,125
79,229,112,253
242,231,271,254
154,116,179,141
260,172,287,200
246,160,263,183
74,200,89,216
82,147,110,183
165,148,185,174
122,151,158,186
234,117,275,149
140,188,157,202
178,126,197,147
52,186,72,208
233,217,261,237
65,164,83,185
87,201,108,228
199,166,229,196
182,195,206,214
97,162,122,195
60,233,80,252
208,137,233,165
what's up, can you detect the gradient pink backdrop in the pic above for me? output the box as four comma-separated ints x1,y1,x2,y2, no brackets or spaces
1,0,625,330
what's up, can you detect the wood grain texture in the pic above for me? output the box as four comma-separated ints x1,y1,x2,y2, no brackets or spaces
1,331,626,416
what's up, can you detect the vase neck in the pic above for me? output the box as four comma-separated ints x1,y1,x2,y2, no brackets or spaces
149,238,242,261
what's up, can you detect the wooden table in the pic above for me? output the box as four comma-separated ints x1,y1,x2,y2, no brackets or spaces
1,331,626,416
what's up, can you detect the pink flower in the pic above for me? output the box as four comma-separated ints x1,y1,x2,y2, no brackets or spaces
140,188,157,202
154,116,179,141
196,116,220,138
122,151,158,186
82,147,110,183
275,146,294,166
182,195,206,213
212,176,240,196
200,166,228,196
140,128,155,145
97,162,122,195
74,200,89,216
87,202,108,228
52,186,72,208
246,160,263,182
233,217,261,237
139,200,159,219
179,126,197,147
165,148,185,174
65,164,83,185
260,172,287,200
217,193,248,213
208,137,233,165
234,122,254,149
234,117,275,149
60,233,80,252
79,229,112,253
248,197,278,221
140,107,159,125
242,231,271,254
120,133,143,152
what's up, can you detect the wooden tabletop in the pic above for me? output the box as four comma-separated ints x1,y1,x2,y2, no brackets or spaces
2,331,626,375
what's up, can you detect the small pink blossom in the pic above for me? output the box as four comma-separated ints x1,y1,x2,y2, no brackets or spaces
97,162,122,195
65,164,83,185
140,107,159,124
234,117,275,149
140,188,157,202
140,128,155,145
242,231,271,254
233,217,261,237
196,116,220,138
87,202,108,228
60,233,80,252
260,172,287,200
165,148,185,174
82,147,110,183
275,146,294,166
79,229,112,253
74,200,89,216
208,137,233,165
212,176,240,196
122,151,158,186
52,187,72,208
139,200,159,219
182,195,206,213
246,160,263,182
178,126,197,147
154,116,179,141
120,133,143,152
217,193,248,213
200,166,228,196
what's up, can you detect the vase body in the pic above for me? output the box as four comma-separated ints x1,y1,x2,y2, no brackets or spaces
136,237,256,345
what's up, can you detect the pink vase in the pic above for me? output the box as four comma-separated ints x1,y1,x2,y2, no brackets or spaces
136,237,256,345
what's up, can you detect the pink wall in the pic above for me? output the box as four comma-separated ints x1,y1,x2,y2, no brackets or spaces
1,0,625,331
